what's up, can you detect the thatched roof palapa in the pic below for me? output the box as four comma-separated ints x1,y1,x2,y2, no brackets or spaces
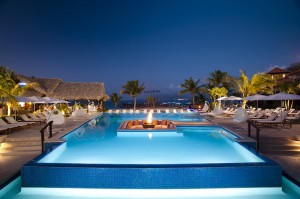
51,82,105,100
17,74,107,100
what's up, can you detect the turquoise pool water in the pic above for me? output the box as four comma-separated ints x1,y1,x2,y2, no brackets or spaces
38,113,262,164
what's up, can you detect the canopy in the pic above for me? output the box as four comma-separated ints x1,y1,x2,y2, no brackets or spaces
28,96,48,103
261,93,300,101
217,96,227,101
222,96,242,101
243,94,266,101
15,96,33,103
43,97,69,104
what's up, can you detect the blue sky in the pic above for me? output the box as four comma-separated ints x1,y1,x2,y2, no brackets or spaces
0,0,300,98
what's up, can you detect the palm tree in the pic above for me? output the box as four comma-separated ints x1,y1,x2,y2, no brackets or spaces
206,70,231,89
147,96,155,107
110,92,122,109
120,80,145,110
179,77,202,105
231,70,276,107
0,67,32,115
194,92,208,105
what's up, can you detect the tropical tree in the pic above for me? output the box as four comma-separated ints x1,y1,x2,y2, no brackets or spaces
206,70,232,90
194,93,207,105
208,87,228,107
0,67,32,115
147,96,155,107
231,70,276,107
120,80,145,110
110,92,122,109
179,77,202,105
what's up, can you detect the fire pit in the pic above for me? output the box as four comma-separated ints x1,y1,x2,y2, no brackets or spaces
142,112,155,128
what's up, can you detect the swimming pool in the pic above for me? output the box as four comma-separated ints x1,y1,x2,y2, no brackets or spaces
21,113,281,189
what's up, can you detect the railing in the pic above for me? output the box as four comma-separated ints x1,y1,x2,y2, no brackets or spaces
40,121,53,153
247,120,261,150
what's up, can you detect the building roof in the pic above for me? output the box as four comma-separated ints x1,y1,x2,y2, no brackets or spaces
267,67,290,75
18,74,107,100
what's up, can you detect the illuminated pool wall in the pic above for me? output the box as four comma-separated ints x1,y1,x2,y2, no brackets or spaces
22,160,281,188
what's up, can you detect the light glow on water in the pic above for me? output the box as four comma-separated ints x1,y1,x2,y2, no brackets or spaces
16,187,289,198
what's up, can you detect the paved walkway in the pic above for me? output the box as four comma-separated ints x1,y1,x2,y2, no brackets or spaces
1,112,300,186
0,112,101,185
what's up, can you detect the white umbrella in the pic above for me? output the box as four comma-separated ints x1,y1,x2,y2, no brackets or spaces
243,94,266,109
217,96,228,101
261,93,300,101
243,94,266,101
43,97,70,104
15,96,32,103
222,96,242,101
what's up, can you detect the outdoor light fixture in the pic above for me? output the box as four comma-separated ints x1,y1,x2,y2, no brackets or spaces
19,102,25,107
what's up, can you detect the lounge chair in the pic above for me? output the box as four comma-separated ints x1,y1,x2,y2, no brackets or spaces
250,111,265,120
165,109,170,113
122,109,127,114
115,109,120,114
5,116,35,126
157,109,161,113
20,114,44,124
252,112,278,122
223,108,235,114
173,109,177,113
135,110,140,113
108,109,113,113
34,112,46,119
226,108,238,116
0,118,27,129
143,110,147,114
28,113,46,122
256,111,289,127
0,118,24,134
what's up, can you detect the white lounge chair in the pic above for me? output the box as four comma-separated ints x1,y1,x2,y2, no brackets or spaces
143,110,147,114
165,109,170,113
173,109,177,113
135,110,140,113
256,111,289,127
157,109,161,113
6,116,35,126
20,114,43,124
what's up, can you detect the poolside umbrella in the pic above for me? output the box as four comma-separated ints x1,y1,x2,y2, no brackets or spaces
243,94,266,108
28,96,48,111
43,97,70,104
260,93,300,101
217,96,228,101
222,96,242,101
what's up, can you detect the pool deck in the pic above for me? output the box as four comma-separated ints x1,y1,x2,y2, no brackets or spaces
1,111,300,186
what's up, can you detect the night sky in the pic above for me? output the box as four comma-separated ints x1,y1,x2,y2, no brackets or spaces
0,0,300,98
